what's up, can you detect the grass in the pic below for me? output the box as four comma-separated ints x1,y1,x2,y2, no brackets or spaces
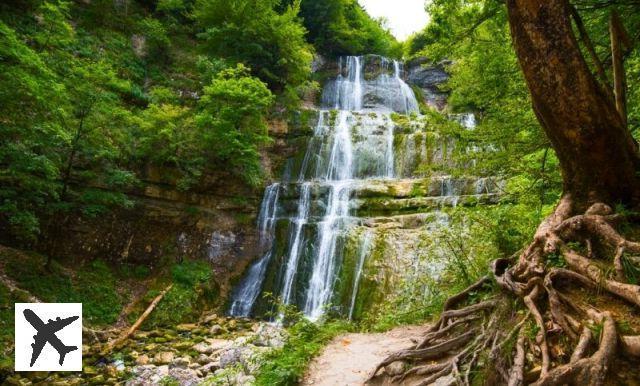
2,249,125,326
254,319,353,386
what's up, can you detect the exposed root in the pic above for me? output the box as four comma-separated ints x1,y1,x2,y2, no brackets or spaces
507,328,526,386
368,198,640,385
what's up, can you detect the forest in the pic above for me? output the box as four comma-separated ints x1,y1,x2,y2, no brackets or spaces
1,0,639,385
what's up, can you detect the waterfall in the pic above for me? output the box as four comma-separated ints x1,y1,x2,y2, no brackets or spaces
226,55,491,320
280,183,311,305
228,184,280,317
348,230,374,320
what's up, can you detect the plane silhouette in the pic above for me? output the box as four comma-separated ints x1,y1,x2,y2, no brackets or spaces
23,309,79,366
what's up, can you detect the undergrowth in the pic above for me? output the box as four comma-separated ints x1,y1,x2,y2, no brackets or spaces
254,318,353,386
2,249,125,326
132,260,219,329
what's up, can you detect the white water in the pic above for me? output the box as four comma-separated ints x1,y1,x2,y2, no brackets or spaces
228,56,490,319
228,183,280,316
280,182,311,305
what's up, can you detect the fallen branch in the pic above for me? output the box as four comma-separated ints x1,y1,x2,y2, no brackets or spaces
101,284,173,356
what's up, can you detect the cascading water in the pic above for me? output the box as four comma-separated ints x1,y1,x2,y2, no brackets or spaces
227,55,497,320
228,184,280,316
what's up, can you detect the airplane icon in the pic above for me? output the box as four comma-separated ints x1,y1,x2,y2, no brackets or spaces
23,309,79,367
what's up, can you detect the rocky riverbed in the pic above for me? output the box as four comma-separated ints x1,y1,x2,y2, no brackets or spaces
3,314,285,386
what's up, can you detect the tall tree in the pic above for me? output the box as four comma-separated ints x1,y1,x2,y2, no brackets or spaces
506,0,640,209
370,1,640,384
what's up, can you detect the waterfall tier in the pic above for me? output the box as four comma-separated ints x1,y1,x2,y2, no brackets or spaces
228,56,497,320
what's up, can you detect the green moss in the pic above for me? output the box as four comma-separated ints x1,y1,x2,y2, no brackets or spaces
287,109,318,137
3,250,124,326
0,282,19,372
331,230,365,316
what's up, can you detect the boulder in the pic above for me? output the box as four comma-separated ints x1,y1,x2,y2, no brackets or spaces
196,354,211,365
167,368,199,386
126,365,169,385
135,354,150,366
192,342,213,354
170,356,191,368
176,323,198,332
219,347,249,368
200,361,220,375
153,351,175,365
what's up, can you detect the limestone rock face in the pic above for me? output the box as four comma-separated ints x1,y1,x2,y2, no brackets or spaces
25,110,312,312
406,57,450,110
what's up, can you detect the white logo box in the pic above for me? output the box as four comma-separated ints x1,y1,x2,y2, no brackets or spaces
14,303,82,371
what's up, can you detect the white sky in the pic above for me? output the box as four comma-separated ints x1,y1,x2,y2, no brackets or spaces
358,0,430,41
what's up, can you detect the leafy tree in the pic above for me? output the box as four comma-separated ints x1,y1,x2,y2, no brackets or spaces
196,64,274,186
0,20,65,241
375,0,640,383
293,0,402,57
194,0,313,92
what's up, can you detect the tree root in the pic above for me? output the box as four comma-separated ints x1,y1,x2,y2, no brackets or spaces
368,198,640,385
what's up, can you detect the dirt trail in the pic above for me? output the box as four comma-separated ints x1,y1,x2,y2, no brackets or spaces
302,325,430,386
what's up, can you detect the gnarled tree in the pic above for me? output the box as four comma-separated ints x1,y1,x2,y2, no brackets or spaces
368,0,640,384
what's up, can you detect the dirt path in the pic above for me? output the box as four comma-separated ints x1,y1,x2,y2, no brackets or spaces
302,325,430,386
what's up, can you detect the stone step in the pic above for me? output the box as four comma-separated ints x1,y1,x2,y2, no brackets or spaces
276,177,501,200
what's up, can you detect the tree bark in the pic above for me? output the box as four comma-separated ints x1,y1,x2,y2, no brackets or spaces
505,0,640,209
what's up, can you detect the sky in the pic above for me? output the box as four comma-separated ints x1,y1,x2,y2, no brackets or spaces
358,0,430,41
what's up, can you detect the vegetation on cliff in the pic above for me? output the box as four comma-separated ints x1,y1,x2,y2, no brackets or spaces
0,0,397,243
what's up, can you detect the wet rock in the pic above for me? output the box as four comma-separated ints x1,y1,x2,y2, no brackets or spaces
170,356,191,368
206,338,232,351
253,324,286,348
176,323,198,332
83,366,98,375
168,367,199,385
87,374,105,385
4,376,30,386
135,354,150,366
200,361,220,374
104,365,118,378
196,354,211,365
219,347,249,368
406,58,449,88
153,351,175,365
126,365,169,385
134,331,151,339
25,372,48,381
192,342,213,354
173,340,193,350
209,324,223,335
202,313,218,324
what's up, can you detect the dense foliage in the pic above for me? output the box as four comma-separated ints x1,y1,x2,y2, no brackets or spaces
404,0,640,244
295,0,402,58
0,0,400,243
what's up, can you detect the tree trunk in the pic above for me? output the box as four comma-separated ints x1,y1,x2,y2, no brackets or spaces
505,0,640,209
